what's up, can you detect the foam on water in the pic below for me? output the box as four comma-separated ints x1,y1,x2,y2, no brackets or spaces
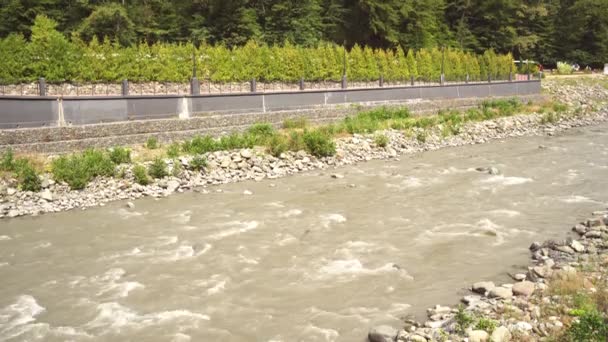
320,214,347,228
0,295,45,339
0,235,12,241
488,209,521,217
208,221,259,240
560,195,600,204
196,275,230,295
170,210,192,224
85,302,210,332
280,209,303,218
156,235,179,246
317,259,411,280
300,324,339,342
93,268,145,299
116,208,146,218
479,175,533,186
172,333,192,342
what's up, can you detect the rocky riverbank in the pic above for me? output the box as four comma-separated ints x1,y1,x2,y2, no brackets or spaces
368,211,608,342
0,103,607,219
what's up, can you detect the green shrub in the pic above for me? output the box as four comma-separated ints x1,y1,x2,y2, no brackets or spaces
148,158,168,179
282,118,308,129
541,112,560,124
303,130,336,157
557,61,574,75
288,131,306,151
16,162,41,192
109,147,131,164
166,143,181,158
51,149,115,190
218,133,255,150
146,136,159,149
416,130,427,143
553,102,568,113
267,134,288,157
475,318,497,333
183,135,217,154
374,134,389,147
190,155,207,171
0,148,15,171
567,310,608,342
455,306,475,334
133,164,150,185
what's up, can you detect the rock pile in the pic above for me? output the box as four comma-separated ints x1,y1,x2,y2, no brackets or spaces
369,211,608,342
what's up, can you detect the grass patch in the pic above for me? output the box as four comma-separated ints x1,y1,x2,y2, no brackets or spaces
374,134,389,147
145,136,159,149
282,118,308,129
166,143,181,158
302,130,336,157
0,149,42,192
190,155,207,171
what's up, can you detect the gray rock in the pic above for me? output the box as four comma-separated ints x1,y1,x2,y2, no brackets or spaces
166,180,180,193
488,286,513,299
512,281,535,297
6,188,16,196
490,326,511,342
240,149,253,159
488,167,501,175
331,173,344,179
572,224,587,235
39,189,53,202
570,240,585,253
585,230,602,239
555,245,575,254
368,325,398,342
511,273,527,281
468,329,490,342
126,202,135,209
408,335,426,342
7,209,19,218
472,281,495,294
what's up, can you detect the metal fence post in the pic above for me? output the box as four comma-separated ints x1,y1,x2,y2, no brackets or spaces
410,76,414,86
341,75,347,89
250,78,257,92
38,77,46,96
190,77,200,95
440,74,445,86
121,79,129,96
466,74,470,84
488,75,491,83
379,75,384,87
299,77,305,91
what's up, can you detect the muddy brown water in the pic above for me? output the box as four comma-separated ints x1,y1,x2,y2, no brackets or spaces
1,124,607,342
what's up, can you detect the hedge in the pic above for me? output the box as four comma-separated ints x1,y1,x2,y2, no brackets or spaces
0,19,514,84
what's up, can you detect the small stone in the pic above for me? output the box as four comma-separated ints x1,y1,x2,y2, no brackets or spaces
166,180,180,193
587,218,604,227
585,230,602,239
409,335,426,342
468,329,490,342
490,326,511,342
488,167,501,175
472,281,495,294
331,173,344,179
572,224,587,235
513,322,533,332
240,149,253,159
368,325,398,342
511,273,527,281
570,240,585,253
489,286,513,299
7,210,19,218
529,242,541,251
126,202,135,209
512,281,535,297
6,188,16,196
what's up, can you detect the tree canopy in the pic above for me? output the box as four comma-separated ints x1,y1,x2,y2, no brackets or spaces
0,0,607,66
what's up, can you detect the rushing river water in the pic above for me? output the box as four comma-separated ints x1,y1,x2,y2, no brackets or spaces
1,124,608,342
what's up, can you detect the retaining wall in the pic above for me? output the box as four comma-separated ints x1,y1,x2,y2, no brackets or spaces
0,81,541,129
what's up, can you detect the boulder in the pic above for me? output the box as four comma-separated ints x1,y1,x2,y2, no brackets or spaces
368,325,397,342
126,202,135,209
408,335,426,342
39,189,53,202
472,281,495,294
554,245,575,254
512,281,535,297
489,286,513,299
166,180,180,193
490,326,511,342
468,329,490,342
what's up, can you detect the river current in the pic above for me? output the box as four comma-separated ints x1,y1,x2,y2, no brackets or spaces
1,124,607,341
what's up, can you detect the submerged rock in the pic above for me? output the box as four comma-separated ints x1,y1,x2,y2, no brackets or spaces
368,325,397,342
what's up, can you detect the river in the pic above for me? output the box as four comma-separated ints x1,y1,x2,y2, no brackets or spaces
1,124,607,342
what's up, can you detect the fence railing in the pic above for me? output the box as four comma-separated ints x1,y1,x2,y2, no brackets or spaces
0,72,542,97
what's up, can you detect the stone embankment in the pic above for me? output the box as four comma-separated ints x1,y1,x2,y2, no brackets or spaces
368,212,608,342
